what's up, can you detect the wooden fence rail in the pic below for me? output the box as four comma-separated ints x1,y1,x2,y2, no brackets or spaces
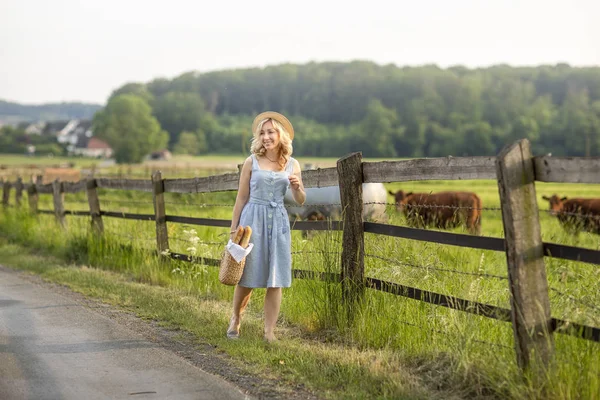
3,139,600,377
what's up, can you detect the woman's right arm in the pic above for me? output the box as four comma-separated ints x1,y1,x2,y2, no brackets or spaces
230,157,253,240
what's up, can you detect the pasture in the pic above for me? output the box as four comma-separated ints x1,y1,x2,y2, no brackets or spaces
1,155,599,399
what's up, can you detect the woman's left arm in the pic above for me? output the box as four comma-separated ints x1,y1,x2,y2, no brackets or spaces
288,159,306,205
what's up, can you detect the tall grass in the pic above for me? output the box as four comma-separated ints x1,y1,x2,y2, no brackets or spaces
1,178,599,399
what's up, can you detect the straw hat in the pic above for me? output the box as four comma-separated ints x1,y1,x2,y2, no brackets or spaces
252,111,294,140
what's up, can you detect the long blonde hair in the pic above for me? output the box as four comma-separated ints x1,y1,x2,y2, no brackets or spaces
250,118,293,169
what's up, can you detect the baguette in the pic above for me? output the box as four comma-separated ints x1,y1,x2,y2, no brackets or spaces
232,226,244,245
239,226,252,248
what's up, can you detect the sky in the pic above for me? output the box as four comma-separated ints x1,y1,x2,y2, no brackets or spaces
1,0,599,105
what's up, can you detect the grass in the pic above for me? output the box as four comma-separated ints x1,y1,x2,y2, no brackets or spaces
0,167,599,399
0,153,99,167
0,237,475,400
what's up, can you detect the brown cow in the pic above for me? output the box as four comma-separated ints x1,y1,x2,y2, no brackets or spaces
541,194,600,235
389,190,482,235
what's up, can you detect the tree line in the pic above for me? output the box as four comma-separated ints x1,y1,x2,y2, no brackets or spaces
97,61,600,162
0,100,101,123
3,62,599,163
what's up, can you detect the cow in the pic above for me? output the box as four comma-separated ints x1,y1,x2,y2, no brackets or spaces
292,210,328,238
284,183,388,237
388,190,482,235
541,194,600,235
284,183,388,223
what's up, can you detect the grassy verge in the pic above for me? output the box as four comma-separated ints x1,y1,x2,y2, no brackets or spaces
0,240,469,400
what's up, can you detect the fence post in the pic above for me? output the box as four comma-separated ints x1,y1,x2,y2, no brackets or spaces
15,177,23,207
27,176,39,214
152,171,169,255
337,152,365,321
52,179,66,227
2,179,11,208
86,178,104,234
496,139,553,373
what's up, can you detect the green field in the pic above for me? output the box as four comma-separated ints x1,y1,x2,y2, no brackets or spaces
0,153,408,180
1,157,599,399
0,154,100,167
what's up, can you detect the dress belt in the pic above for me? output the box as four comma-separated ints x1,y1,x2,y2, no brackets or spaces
248,197,288,220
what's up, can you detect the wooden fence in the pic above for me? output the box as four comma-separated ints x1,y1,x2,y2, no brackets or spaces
2,139,599,375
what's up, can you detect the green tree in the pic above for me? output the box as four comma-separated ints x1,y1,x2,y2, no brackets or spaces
359,99,404,157
460,122,495,156
510,116,540,144
173,130,208,155
152,91,209,146
108,82,154,104
173,131,199,155
424,122,459,157
92,94,168,163
559,89,597,156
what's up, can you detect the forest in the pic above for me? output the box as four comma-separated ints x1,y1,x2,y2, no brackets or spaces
102,61,600,161
3,61,600,162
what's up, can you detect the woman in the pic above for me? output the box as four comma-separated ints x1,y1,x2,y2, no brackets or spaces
227,111,306,342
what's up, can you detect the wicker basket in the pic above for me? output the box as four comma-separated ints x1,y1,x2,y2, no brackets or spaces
218,249,246,286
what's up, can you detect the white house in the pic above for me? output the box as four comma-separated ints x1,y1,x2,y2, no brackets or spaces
57,119,86,145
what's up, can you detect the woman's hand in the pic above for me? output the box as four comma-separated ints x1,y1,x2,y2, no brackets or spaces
289,174,301,191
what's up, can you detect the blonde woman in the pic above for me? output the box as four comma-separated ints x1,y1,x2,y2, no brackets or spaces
227,111,306,342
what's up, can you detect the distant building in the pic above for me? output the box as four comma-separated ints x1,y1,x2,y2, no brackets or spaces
148,149,172,161
22,121,46,135
57,119,89,145
72,136,113,158
11,117,112,158
42,120,71,136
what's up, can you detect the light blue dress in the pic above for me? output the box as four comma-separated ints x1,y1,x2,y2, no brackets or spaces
237,154,295,288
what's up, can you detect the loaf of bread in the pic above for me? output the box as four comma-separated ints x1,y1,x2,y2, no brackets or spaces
239,226,252,248
232,226,244,245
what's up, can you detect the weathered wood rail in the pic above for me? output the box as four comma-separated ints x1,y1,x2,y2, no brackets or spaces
3,139,600,376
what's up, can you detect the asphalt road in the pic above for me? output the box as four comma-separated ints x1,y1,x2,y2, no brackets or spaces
0,267,250,400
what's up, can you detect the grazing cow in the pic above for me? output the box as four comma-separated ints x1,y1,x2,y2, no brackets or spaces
389,190,482,235
541,194,600,234
296,210,327,238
